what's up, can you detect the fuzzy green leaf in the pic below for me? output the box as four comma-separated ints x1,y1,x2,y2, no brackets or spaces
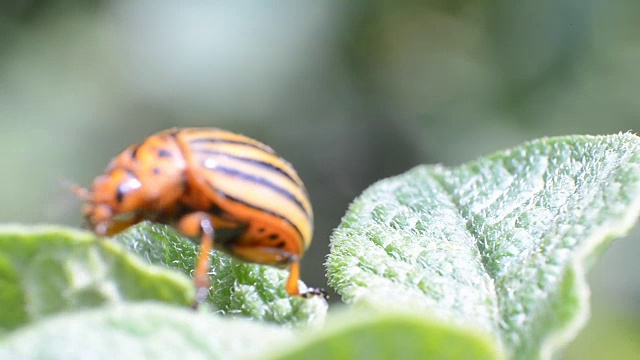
327,134,640,359
0,225,193,334
114,223,327,327
271,309,503,360
0,302,293,360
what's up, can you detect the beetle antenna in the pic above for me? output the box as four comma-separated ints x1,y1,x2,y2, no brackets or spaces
63,180,93,201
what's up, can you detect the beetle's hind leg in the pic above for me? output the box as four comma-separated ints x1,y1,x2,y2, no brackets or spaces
177,211,215,309
227,244,327,300
286,259,327,300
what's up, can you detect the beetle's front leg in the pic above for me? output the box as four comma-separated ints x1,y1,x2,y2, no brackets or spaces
102,216,143,237
177,211,215,309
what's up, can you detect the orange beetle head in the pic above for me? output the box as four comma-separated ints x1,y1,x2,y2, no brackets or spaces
74,167,145,236
73,137,187,236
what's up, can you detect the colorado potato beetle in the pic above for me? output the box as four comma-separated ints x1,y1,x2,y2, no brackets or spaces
73,127,323,307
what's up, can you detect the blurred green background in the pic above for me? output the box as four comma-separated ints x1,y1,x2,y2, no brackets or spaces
1,1,638,357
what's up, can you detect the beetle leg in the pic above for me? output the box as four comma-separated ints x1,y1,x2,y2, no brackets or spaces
301,286,328,299
225,244,327,300
285,258,301,296
103,217,143,237
286,258,327,300
177,212,215,309
194,220,214,308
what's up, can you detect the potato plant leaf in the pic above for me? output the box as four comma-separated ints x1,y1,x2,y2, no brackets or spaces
327,133,640,359
114,223,328,327
1,304,502,360
270,309,503,360
0,303,293,360
0,225,193,334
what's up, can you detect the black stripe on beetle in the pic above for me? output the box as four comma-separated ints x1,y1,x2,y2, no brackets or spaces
189,137,276,155
220,192,306,243
203,163,310,218
192,149,302,187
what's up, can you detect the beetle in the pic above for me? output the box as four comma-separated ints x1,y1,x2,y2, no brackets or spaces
72,127,323,307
